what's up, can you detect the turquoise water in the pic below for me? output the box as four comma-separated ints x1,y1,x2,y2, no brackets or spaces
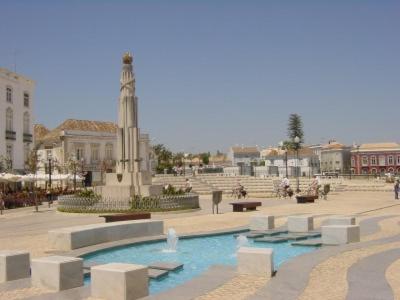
83,232,317,295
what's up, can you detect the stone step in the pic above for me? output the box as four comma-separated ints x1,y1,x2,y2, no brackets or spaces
254,237,288,243
250,229,288,236
148,262,184,271
233,232,265,239
291,238,323,247
148,268,169,279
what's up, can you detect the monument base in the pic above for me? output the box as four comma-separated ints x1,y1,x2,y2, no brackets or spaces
96,172,163,198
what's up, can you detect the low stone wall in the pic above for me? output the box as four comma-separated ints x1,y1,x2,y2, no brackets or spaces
48,220,164,250
57,193,199,213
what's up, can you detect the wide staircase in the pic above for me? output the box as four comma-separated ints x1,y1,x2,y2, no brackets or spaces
153,174,323,197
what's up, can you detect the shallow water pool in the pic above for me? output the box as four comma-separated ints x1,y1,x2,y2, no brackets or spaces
83,232,317,295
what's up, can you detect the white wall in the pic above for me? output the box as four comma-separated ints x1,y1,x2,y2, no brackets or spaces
0,68,35,171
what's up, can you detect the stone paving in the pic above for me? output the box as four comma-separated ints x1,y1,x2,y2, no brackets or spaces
1,191,400,299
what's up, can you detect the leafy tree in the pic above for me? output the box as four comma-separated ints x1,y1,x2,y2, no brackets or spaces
287,113,304,150
153,144,173,173
200,152,210,165
0,155,12,173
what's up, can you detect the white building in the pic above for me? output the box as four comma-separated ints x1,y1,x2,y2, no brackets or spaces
0,67,35,172
34,119,154,185
260,147,320,177
228,146,260,166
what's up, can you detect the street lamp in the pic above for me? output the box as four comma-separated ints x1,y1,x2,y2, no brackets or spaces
279,141,288,178
294,136,301,193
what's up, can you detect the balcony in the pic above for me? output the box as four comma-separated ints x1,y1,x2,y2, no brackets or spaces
5,130,16,140
23,133,33,143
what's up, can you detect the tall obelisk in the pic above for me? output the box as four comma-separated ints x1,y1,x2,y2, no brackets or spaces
102,52,162,198
116,52,140,176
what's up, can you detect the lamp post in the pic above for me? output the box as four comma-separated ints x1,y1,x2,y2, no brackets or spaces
279,141,288,178
294,136,301,193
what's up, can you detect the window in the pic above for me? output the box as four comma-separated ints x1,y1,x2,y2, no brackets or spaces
6,86,12,103
23,112,30,133
397,156,400,165
371,168,377,174
362,156,368,166
76,148,84,161
6,108,13,131
379,155,386,166
91,144,100,163
105,144,113,160
388,156,394,165
46,149,52,159
6,144,13,167
351,157,355,167
23,92,29,107
370,156,377,165
24,145,30,164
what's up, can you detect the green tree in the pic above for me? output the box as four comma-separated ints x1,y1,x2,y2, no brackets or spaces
153,144,173,173
200,152,210,165
287,113,304,150
0,155,12,173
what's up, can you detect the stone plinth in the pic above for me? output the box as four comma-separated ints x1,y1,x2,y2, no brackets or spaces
237,247,274,277
322,225,360,245
250,215,275,231
287,215,314,232
326,216,356,226
0,250,30,283
31,256,83,291
100,172,163,198
91,263,148,300
48,220,164,251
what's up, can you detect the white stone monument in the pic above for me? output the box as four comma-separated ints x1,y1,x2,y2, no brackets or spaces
102,53,162,198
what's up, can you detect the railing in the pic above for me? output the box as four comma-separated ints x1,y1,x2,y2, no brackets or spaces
23,133,33,143
57,193,200,213
5,130,16,140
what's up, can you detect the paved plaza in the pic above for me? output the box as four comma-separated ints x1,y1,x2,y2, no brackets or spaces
1,190,400,299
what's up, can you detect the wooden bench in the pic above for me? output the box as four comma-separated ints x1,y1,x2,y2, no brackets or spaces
99,212,151,223
296,195,318,204
230,202,262,212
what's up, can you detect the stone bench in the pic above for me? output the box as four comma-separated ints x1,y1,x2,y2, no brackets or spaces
48,220,164,250
288,215,314,232
99,212,151,223
237,247,274,277
230,202,261,212
91,263,148,300
250,215,275,231
0,250,30,283
31,256,83,291
322,225,360,245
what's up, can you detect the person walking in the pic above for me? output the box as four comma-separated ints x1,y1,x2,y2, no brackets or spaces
394,179,399,200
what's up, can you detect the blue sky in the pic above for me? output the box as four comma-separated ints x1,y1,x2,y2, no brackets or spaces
1,1,399,153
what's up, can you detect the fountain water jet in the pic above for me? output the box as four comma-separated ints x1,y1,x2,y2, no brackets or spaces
163,228,178,252
236,234,249,249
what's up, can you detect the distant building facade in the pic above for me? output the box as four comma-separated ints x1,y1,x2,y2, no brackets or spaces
351,143,400,175
320,141,351,175
261,147,320,177
34,119,154,185
0,67,35,172
228,146,260,167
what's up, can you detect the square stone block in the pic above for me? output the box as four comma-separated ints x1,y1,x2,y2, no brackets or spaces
288,216,314,232
322,225,360,245
31,256,83,291
91,263,148,300
250,215,275,231
0,250,30,283
326,216,356,226
237,247,273,277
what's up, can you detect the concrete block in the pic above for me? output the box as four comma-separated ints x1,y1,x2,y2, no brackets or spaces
237,247,274,277
322,225,360,245
287,215,314,232
326,216,356,226
31,256,83,291
48,220,164,250
0,250,30,283
250,215,275,231
91,263,148,300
